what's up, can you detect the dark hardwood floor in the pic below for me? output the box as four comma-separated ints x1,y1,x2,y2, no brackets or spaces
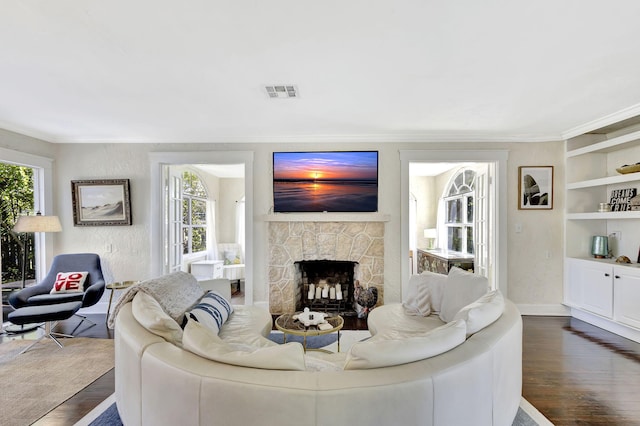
522,316,640,425
3,314,640,425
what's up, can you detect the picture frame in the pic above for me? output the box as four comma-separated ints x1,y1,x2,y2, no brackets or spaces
518,166,553,210
71,179,132,226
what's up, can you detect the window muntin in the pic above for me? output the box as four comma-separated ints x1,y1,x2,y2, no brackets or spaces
182,171,208,255
444,169,475,255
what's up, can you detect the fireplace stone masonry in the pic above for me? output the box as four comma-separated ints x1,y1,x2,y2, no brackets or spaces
268,221,384,314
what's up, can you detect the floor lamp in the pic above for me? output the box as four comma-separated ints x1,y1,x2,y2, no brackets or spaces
4,212,62,334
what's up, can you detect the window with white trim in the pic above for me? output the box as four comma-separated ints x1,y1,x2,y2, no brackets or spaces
444,169,475,254
182,171,208,255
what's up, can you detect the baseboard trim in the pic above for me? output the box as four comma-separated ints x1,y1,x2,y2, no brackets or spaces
516,303,571,316
570,308,640,343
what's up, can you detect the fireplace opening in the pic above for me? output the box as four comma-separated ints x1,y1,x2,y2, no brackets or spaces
295,260,358,316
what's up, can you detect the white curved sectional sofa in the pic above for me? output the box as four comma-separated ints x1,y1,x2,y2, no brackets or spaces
113,271,522,426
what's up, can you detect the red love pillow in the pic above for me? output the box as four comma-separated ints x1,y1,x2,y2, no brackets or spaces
50,272,88,294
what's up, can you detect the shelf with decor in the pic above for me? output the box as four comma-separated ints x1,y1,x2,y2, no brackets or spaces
566,129,640,157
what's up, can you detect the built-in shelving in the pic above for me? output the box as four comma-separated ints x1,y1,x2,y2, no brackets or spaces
566,211,640,220
567,173,640,190
566,129,640,157
564,114,640,343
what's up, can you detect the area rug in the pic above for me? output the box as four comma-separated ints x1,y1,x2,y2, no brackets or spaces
0,337,114,426
268,329,371,351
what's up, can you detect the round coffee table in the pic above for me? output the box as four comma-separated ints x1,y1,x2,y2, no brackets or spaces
275,313,344,353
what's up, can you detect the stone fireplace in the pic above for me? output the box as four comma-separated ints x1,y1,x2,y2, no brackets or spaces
268,221,384,314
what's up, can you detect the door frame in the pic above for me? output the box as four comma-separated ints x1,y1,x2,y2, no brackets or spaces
399,150,509,299
149,151,254,305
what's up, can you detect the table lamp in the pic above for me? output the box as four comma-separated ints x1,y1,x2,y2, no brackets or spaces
5,212,61,334
424,228,437,250
13,212,62,288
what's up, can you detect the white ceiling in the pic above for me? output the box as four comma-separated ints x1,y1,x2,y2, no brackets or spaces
2,1,640,144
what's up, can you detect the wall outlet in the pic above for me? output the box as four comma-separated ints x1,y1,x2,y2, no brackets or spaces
610,231,621,242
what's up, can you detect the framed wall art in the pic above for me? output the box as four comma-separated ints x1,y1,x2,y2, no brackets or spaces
71,179,132,226
518,166,553,210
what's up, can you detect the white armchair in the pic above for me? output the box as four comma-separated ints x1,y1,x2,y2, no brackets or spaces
216,243,245,292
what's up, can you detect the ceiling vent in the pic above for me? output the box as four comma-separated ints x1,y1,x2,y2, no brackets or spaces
265,85,298,99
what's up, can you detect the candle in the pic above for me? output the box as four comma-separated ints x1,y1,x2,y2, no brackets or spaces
330,287,336,299
322,286,329,298
335,284,341,294
308,290,314,299
315,287,322,299
309,283,315,295
337,290,343,300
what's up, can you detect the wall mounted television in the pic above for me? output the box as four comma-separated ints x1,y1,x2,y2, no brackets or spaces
273,151,378,213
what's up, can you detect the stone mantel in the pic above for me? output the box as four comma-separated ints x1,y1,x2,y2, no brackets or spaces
268,220,385,314
261,213,390,222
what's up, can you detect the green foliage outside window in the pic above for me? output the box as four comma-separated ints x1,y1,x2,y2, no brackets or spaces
0,164,34,283
182,171,208,255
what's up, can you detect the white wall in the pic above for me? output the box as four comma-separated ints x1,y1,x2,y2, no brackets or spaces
2,135,567,313
218,177,244,244
507,141,565,312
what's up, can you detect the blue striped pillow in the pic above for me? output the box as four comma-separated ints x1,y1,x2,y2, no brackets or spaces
188,291,234,334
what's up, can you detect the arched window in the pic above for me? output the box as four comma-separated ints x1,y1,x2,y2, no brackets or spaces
182,171,208,255
444,169,475,254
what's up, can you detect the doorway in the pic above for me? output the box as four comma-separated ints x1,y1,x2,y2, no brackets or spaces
400,150,508,299
149,151,254,305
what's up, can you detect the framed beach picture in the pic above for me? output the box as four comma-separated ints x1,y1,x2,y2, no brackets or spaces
71,179,132,226
518,166,553,210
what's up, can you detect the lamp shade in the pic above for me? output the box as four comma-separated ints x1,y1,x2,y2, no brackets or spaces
13,215,62,233
423,228,437,239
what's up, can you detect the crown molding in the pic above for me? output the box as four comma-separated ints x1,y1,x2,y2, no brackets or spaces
561,102,640,140
37,132,562,144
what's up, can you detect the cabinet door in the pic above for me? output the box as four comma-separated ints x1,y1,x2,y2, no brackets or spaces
567,260,613,318
614,267,640,329
582,262,614,318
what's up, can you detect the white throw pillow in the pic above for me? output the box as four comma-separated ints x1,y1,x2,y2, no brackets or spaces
132,292,183,346
453,289,505,336
343,319,467,370
188,290,234,334
402,283,432,316
224,250,240,265
439,267,489,323
403,271,447,316
182,319,307,371
50,272,88,294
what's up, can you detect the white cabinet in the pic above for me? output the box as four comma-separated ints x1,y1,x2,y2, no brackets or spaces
190,260,224,279
565,258,613,318
613,266,640,329
565,258,640,340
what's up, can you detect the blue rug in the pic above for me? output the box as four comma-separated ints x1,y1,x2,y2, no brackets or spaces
89,402,122,426
267,331,338,349
89,401,541,425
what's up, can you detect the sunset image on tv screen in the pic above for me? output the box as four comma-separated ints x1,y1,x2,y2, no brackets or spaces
273,151,378,212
